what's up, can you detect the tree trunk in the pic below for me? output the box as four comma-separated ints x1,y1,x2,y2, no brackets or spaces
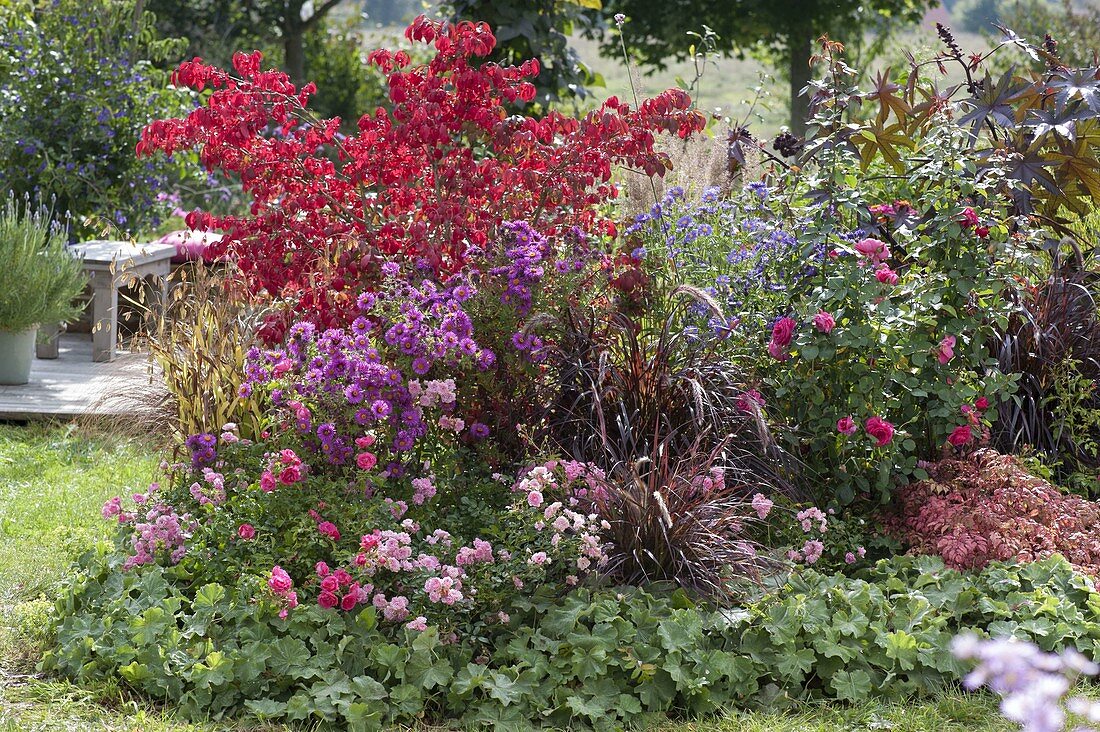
788,26,814,137
285,22,306,85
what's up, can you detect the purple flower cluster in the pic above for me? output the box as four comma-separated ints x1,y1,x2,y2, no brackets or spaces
487,221,551,316
185,433,217,468
953,634,1100,732
244,277,495,469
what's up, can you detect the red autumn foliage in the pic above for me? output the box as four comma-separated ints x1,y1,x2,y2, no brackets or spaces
888,449,1100,575
137,16,706,336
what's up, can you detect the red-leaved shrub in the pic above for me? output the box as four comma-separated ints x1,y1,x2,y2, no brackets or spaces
889,449,1100,575
137,16,706,335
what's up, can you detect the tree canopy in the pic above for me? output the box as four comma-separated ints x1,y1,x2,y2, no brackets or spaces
602,0,937,133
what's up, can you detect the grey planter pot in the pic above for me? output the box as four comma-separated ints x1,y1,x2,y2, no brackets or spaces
0,326,37,385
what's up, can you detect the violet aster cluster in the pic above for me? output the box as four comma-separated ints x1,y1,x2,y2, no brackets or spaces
243,274,495,469
953,633,1100,732
184,432,217,468
487,221,552,316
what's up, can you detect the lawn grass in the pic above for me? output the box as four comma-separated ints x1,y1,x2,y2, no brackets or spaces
0,423,1031,731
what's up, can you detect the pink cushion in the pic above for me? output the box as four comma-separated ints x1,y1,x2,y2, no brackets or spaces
156,230,224,264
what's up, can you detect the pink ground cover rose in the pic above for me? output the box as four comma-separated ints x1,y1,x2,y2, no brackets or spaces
812,310,835,333
751,493,773,519
837,416,857,435
237,523,255,540
854,237,890,263
864,416,895,446
268,566,294,595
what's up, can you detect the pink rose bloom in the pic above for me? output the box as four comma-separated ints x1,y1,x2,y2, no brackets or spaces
318,521,341,541
802,539,825,564
837,416,857,435
406,616,428,631
844,551,857,564
874,264,899,285
937,335,956,365
770,316,797,348
736,389,765,413
101,496,122,520
854,237,890,263
751,493,773,520
237,523,255,540
340,592,358,611
355,435,376,448
318,591,339,609
320,575,339,592
948,425,973,447
260,470,277,492
975,396,990,411
356,452,377,470
268,566,293,595
864,416,895,446
767,340,789,361
527,490,544,508
960,206,980,229
528,551,549,566
812,310,835,333
278,465,302,485
315,561,330,577
857,546,866,558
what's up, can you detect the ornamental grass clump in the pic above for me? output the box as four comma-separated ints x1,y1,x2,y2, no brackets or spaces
0,194,85,332
145,263,266,441
580,438,776,599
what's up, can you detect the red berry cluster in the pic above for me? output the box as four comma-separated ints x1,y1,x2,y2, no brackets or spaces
138,16,705,334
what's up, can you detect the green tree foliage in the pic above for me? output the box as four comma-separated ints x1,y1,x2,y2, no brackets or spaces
0,0,194,236
995,0,1100,68
601,0,937,134
146,0,350,82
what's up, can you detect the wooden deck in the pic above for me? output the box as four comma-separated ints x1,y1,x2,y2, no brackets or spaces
0,334,163,421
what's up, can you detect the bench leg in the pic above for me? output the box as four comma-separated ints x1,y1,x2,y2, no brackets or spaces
36,323,61,359
91,281,118,362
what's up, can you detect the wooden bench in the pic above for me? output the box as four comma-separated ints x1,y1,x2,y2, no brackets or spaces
37,240,176,363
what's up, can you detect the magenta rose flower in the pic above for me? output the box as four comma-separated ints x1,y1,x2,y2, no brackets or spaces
237,523,255,540
812,310,836,333
948,425,973,447
864,416,895,446
771,316,797,346
874,264,899,285
837,416,857,435
268,566,294,595
854,237,890,263
937,335,956,365
768,316,797,361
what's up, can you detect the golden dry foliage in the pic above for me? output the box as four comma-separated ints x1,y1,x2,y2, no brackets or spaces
145,263,266,441
617,131,759,221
